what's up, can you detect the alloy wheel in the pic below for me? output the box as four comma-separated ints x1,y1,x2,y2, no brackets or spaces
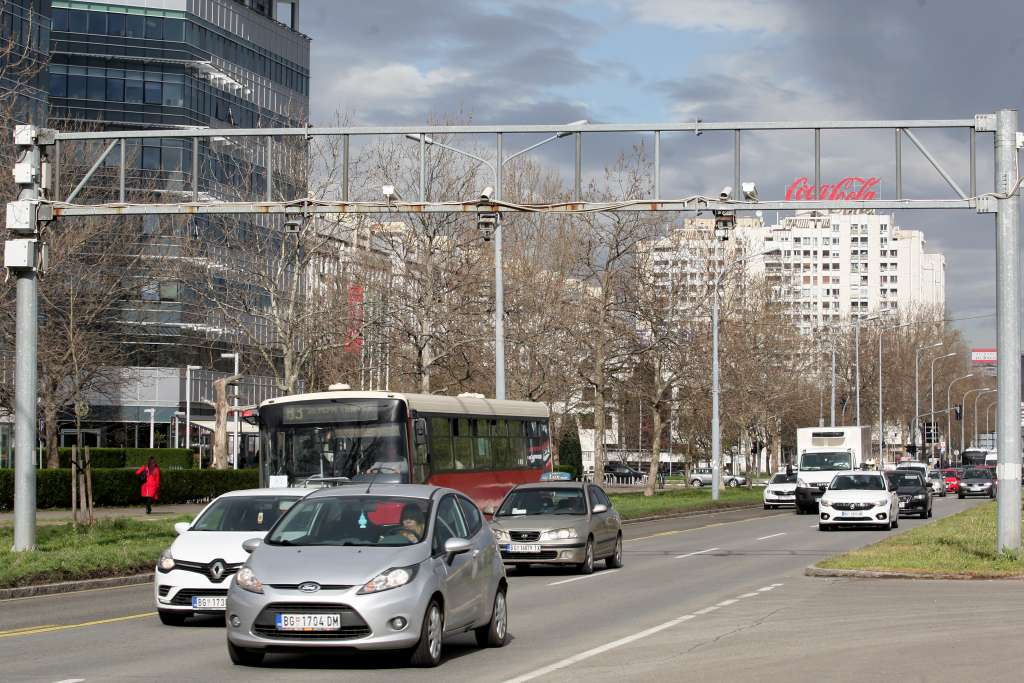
427,604,443,662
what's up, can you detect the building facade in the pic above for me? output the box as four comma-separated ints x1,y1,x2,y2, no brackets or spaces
0,0,51,125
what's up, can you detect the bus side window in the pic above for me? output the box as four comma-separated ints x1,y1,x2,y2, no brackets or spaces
453,418,473,470
492,418,511,468
527,420,550,469
509,419,527,467
429,417,454,472
473,418,493,470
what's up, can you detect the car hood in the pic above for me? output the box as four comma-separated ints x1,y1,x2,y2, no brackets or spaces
895,486,928,494
766,483,796,493
821,490,890,504
491,514,590,532
246,543,429,586
171,531,268,563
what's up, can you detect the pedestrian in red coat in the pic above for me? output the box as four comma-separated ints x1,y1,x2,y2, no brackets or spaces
135,456,161,514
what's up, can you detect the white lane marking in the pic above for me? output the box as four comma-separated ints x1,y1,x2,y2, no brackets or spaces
737,592,759,599
808,524,819,528
504,585,783,683
675,547,719,559
52,679,85,683
716,599,738,607
547,570,620,587
756,532,786,540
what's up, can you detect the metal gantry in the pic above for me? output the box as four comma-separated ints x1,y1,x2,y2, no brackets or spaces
5,112,1022,551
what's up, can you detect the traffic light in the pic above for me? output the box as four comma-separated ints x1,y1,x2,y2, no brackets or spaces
906,444,918,456
954,404,962,421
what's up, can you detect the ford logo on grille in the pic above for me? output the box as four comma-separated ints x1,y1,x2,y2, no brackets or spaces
298,582,320,593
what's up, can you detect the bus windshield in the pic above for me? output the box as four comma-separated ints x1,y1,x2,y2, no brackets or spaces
260,399,410,485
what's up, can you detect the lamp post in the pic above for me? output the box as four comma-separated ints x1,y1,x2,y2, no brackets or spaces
220,352,240,469
711,246,781,501
986,400,997,437
914,342,943,452
947,373,975,467
185,364,202,451
172,410,185,449
405,121,586,399
930,352,956,460
961,387,990,454
143,408,155,449
973,389,996,447
854,313,881,426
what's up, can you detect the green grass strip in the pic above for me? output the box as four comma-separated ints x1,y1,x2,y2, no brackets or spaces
610,487,763,520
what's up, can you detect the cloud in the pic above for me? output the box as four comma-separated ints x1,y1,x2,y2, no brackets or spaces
323,64,474,118
622,0,802,33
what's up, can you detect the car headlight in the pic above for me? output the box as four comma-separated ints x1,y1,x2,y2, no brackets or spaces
359,565,418,595
913,494,927,500
157,548,175,573
797,478,809,488
540,528,578,541
235,566,264,594
874,499,891,507
493,528,511,544
981,482,993,487
818,499,831,507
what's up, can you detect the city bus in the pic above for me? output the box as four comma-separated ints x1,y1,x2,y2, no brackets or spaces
253,388,551,511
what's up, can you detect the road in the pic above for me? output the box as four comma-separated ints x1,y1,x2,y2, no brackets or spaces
3,496,1020,682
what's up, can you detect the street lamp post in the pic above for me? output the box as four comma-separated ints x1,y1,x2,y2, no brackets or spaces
914,342,943,452
185,364,202,451
405,121,586,399
930,352,956,461
986,400,997,437
947,373,975,467
143,408,155,449
172,411,185,449
961,387,990,454
854,313,881,426
220,353,240,469
712,247,781,501
972,389,996,447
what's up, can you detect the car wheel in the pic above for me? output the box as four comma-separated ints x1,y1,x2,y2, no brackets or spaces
475,587,509,648
892,513,899,529
606,533,624,569
227,640,264,667
691,479,703,487
990,490,996,499
958,493,965,499
727,479,738,488
158,610,188,626
578,538,594,575
410,600,444,667
818,523,829,531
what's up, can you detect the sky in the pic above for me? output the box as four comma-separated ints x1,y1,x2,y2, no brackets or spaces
298,0,1022,347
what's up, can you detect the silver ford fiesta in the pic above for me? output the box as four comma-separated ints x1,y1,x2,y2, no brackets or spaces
225,484,508,668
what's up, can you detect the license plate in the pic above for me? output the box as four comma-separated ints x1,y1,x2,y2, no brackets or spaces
838,511,856,518
275,613,341,631
898,502,906,509
507,543,542,553
192,596,226,610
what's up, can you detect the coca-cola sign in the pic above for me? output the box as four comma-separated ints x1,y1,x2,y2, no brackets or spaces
785,177,880,201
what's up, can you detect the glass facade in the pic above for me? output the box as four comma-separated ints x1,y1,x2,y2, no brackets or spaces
0,0,52,125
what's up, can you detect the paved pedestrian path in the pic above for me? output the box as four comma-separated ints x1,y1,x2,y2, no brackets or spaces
0,503,206,525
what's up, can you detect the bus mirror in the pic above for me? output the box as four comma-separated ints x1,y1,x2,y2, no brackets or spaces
242,408,259,426
414,418,428,445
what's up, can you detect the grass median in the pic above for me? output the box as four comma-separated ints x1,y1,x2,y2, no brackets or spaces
816,502,1024,578
0,516,185,589
609,486,763,520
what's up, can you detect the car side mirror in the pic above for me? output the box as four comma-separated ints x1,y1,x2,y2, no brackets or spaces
174,521,191,535
444,537,473,558
592,504,608,514
242,538,262,554
482,505,495,516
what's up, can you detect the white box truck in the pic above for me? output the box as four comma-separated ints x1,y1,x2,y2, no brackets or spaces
794,426,872,514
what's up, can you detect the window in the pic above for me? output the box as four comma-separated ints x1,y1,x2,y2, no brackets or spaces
142,145,160,171
164,18,184,41
125,14,144,38
161,143,182,172
87,76,104,100
144,81,161,104
473,419,492,469
144,16,162,40
68,9,87,33
141,283,159,301
49,73,66,98
87,11,106,35
456,496,482,536
452,418,472,470
125,79,143,103
429,417,454,471
67,75,87,99
159,282,179,301
52,8,68,31
162,82,182,107
107,13,125,37
432,495,468,554
106,78,124,102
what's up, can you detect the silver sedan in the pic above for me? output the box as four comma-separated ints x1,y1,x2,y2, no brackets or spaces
225,484,508,668
490,482,623,574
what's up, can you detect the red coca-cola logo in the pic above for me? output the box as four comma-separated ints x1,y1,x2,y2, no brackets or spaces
785,177,880,201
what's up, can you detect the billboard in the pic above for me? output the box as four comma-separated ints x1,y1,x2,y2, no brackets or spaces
971,348,996,364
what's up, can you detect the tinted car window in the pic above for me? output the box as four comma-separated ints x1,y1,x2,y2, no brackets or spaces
192,496,299,532
771,473,797,484
265,496,430,547
829,475,885,490
456,495,482,536
963,468,994,479
497,487,586,516
889,473,924,488
433,494,468,553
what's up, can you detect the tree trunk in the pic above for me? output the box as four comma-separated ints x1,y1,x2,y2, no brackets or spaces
643,402,664,497
70,445,78,526
44,402,60,469
207,374,241,470
84,445,94,524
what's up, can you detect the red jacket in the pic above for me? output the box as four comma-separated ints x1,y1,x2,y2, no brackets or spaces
135,465,160,499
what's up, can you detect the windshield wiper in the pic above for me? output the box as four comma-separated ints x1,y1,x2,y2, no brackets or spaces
266,538,300,546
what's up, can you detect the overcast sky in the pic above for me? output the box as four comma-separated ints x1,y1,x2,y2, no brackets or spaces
299,0,1021,348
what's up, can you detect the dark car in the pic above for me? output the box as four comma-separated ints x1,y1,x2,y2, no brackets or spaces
603,463,645,484
885,470,932,518
958,467,997,499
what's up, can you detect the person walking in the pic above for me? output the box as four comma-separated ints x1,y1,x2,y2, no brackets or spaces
135,456,161,514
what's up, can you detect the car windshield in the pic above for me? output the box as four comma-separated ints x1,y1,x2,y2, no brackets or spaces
928,472,942,479
192,496,299,532
496,488,586,516
963,468,993,479
829,474,885,490
265,495,431,547
799,452,853,471
889,473,924,488
771,473,797,484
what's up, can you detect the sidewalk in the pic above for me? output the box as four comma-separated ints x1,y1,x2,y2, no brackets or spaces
0,503,206,525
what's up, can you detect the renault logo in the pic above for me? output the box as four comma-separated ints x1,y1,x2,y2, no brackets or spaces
298,582,320,593
209,561,226,582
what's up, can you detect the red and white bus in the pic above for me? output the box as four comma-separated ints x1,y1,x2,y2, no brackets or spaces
255,389,551,511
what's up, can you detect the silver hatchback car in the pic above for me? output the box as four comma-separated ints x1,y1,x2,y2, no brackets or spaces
490,482,623,574
225,484,508,668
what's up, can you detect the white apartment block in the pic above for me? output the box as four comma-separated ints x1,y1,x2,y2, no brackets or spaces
644,211,945,333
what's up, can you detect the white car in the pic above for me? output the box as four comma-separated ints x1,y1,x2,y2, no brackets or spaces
763,471,797,509
817,472,899,531
155,489,304,625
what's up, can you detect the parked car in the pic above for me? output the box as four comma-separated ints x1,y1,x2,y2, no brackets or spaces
817,472,899,531
926,470,947,497
491,482,623,574
603,463,645,484
958,467,997,499
763,471,797,509
690,468,747,488
225,484,508,668
885,470,932,519
155,489,304,625
942,468,962,494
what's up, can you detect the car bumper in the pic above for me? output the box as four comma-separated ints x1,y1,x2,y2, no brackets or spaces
795,486,826,509
226,582,431,652
155,568,235,614
763,493,796,506
818,507,890,525
960,486,995,497
500,542,586,564
897,499,928,515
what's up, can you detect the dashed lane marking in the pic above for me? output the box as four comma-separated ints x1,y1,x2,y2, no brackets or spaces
547,570,621,587
675,547,719,559
756,532,786,540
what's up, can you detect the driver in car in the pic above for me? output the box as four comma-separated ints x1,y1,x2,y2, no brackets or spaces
379,504,426,544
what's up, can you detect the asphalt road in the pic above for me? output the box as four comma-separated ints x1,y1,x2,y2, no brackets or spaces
3,495,1018,683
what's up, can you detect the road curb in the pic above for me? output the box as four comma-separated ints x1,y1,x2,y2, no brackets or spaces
0,573,152,600
804,565,1024,581
623,503,764,525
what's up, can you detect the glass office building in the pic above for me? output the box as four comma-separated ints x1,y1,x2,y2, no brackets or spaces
0,0,51,125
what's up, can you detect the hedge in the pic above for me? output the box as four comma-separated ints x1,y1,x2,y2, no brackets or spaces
0,468,258,510
56,448,194,470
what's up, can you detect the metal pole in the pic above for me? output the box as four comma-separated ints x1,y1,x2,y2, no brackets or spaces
855,319,861,426
895,128,902,200
711,285,721,502
265,136,273,202
947,373,973,468
830,348,836,427
733,130,741,200
914,347,920,451
574,132,582,201
341,134,349,202
494,133,505,400
234,353,240,469
987,401,996,437
191,137,199,201
878,329,884,464
994,108,1021,552
149,410,155,449
119,138,126,202
654,131,661,200
11,125,45,551
419,133,426,202
814,128,821,190
973,390,994,447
